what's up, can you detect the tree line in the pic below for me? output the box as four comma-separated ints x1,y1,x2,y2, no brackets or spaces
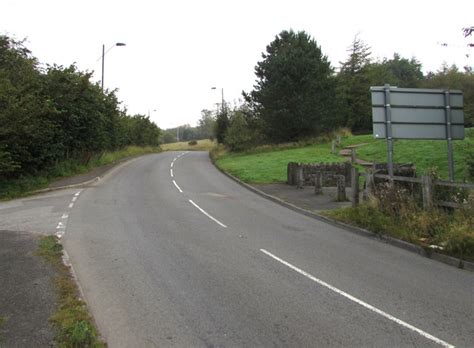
208,30,474,150
0,35,161,180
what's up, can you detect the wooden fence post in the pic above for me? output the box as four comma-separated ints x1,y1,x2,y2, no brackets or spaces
287,163,295,185
331,140,337,154
421,175,434,210
364,171,375,200
314,171,323,195
351,167,359,207
336,175,346,201
296,165,304,189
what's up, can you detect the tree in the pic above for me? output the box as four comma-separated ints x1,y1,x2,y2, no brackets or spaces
244,30,338,143
368,53,423,88
197,109,216,140
214,108,229,144
335,36,372,131
423,64,474,127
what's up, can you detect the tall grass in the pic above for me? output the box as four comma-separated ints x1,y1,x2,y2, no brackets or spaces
324,184,474,262
0,146,160,200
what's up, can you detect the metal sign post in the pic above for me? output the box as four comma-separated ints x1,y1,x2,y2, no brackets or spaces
371,86,464,181
444,91,455,182
384,84,394,178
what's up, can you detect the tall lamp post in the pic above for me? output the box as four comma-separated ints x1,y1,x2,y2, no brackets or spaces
101,42,126,91
211,86,225,113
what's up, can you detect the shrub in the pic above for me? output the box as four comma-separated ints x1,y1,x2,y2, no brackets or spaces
188,140,198,146
224,113,259,152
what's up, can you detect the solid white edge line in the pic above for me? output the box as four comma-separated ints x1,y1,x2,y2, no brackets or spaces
170,169,174,177
188,199,227,228
172,180,183,193
259,249,454,348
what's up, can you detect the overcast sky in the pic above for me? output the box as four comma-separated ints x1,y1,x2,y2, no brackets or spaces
2,0,473,129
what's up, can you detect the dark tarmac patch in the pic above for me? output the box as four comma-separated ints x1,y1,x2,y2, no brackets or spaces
0,230,56,347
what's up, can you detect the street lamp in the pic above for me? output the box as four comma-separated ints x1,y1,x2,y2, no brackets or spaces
211,86,225,114
101,42,126,91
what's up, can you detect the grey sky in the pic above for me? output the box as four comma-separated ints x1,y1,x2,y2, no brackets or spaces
2,0,473,129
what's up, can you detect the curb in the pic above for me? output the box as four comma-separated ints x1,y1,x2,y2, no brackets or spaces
210,153,474,272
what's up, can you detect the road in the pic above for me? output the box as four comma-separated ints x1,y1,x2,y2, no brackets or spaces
50,152,473,346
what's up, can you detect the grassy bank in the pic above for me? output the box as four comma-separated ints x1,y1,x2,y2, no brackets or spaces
214,129,473,184
38,236,105,347
323,193,474,263
0,145,161,200
161,139,215,152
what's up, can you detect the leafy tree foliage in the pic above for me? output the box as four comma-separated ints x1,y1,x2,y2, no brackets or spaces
0,35,160,179
335,36,372,131
336,36,424,132
197,109,216,140
423,64,474,127
215,107,229,144
244,30,338,142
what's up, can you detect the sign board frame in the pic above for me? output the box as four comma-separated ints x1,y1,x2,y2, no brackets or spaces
370,84,465,181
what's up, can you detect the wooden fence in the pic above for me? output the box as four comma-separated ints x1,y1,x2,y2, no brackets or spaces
351,168,474,209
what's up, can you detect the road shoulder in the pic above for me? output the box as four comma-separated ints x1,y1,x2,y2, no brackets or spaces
0,230,56,346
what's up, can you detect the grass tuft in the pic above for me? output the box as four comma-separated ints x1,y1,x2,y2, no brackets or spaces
38,236,105,347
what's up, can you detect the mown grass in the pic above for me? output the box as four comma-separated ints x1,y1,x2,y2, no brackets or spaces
0,145,161,200
161,139,215,152
38,236,105,347
214,129,473,184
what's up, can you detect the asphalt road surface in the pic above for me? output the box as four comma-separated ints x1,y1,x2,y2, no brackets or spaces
60,151,473,347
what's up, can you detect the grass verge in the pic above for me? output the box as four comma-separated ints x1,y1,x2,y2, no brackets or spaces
0,145,161,200
161,139,215,152
38,236,105,348
213,129,473,184
322,192,474,263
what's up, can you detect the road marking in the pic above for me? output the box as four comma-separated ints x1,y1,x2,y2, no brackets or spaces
170,169,174,177
72,196,77,202
171,161,174,168
188,199,227,228
75,191,81,196
173,157,177,161
61,213,69,219
56,222,65,229
68,203,74,208
260,249,454,348
173,180,183,193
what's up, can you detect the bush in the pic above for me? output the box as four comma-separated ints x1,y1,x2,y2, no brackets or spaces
188,140,198,146
224,113,259,152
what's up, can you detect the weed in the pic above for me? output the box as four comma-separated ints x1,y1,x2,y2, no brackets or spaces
38,236,105,347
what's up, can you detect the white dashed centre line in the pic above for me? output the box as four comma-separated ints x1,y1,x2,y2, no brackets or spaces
68,203,74,208
172,180,183,193
171,161,174,168
72,196,77,202
260,249,454,348
188,199,227,228
170,169,174,177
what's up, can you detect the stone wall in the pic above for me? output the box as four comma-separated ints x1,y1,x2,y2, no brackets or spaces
287,162,352,187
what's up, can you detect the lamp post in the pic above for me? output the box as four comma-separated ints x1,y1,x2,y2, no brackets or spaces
101,42,126,91
211,86,225,114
